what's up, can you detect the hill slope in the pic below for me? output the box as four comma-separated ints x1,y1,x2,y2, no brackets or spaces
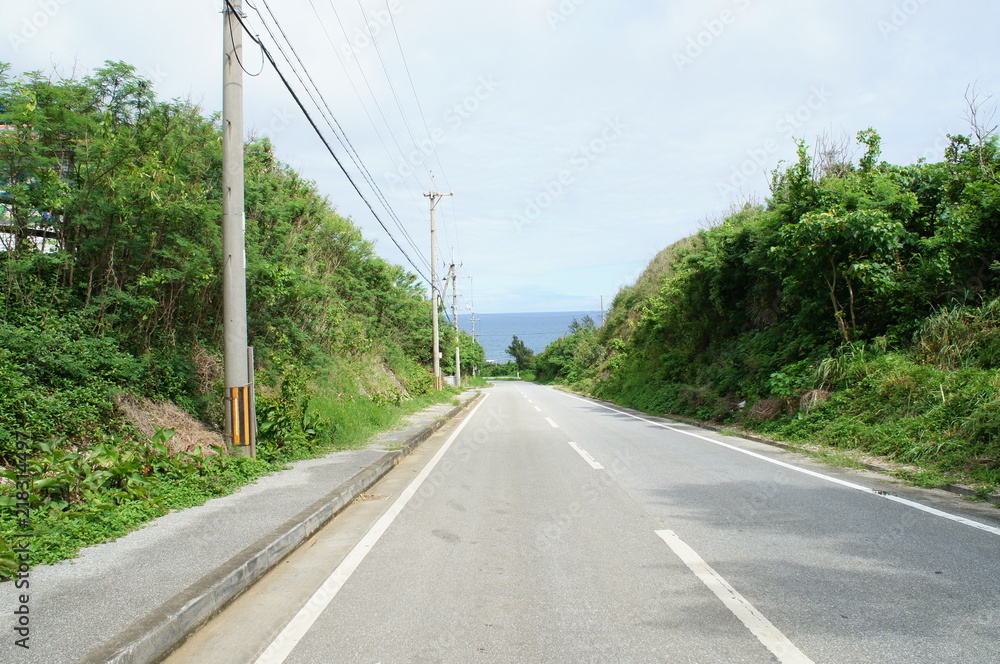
0,61,483,573
536,130,1000,494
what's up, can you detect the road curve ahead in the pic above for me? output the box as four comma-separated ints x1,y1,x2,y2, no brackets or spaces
166,381,1000,664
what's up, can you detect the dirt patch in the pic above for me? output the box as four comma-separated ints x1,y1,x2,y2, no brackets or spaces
191,345,223,396
799,389,832,412
353,493,389,502
114,394,223,456
749,398,783,420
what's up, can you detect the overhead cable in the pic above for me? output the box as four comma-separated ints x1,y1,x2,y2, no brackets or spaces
252,0,430,274
224,0,431,285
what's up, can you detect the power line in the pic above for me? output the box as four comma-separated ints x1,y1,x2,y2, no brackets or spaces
227,7,265,77
323,0,422,184
384,0,443,179
251,0,431,274
353,0,432,184
316,0,433,258
308,0,462,278
223,0,431,284
302,2,427,267
382,1,462,261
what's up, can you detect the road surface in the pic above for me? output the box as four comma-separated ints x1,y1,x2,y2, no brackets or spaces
164,381,1000,664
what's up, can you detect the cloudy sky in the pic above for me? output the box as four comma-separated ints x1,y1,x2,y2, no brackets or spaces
2,0,997,313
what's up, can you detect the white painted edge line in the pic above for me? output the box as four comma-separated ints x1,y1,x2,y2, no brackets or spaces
557,390,1000,537
567,441,604,470
533,406,542,412
252,394,491,664
545,416,559,428
656,530,814,664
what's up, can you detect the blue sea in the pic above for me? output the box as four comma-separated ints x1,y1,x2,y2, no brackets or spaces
457,311,603,364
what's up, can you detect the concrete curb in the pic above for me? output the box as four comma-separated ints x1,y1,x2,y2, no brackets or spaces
80,392,484,664
557,386,1000,506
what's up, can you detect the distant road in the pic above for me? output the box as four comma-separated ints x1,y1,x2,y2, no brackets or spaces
167,381,1000,664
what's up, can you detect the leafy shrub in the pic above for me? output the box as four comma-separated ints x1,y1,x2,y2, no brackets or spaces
537,128,1000,489
0,428,274,577
916,297,1000,369
0,313,141,464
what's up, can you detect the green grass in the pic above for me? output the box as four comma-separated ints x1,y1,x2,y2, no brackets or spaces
0,382,462,577
309,385,460,452
567,347,1000,499
0,452,272,574
745,353,1000,492
888,467,955,489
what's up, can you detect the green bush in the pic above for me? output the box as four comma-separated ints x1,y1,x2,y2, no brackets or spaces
0,428,273,577
0,313,140,464
0,60,487,574
536,129,1000,490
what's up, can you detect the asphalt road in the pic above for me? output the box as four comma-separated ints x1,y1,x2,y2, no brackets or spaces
165,381,1000,664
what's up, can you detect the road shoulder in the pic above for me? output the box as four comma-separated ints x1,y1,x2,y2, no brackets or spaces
0,389,482,664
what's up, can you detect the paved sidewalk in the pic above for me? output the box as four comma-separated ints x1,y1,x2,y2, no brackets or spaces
0,390,482,664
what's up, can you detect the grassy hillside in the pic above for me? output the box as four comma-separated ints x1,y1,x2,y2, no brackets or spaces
0,62,482,574
536,129,1000,495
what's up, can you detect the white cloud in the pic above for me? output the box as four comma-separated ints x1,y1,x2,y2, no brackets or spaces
1,0,998,312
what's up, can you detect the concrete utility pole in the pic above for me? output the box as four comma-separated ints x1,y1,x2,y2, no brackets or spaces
424,177,452,390
600,295,604,326
450,251,461,386
466,275,478,378
223,0,256,456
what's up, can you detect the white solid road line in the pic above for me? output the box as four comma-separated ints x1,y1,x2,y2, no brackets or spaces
559,390,1000,537
251,394,491,664
545,416,559,428
656,530,815,664
566,441,604,470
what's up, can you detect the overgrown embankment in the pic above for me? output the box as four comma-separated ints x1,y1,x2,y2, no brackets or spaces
0,62,482,574
536,129,1000,494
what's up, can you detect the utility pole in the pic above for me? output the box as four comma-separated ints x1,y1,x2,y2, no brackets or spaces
223,0,255,457
469,311,478,378
466,275,478,377
424,177,452,390
450,251,461,387
600,295,604,326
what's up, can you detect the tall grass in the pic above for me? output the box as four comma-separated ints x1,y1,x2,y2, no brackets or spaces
309,383,458,452
1,363,462,574
916,297,1000,370
753,350,1000,490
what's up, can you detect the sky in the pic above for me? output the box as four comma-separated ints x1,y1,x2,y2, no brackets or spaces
2,0,998,313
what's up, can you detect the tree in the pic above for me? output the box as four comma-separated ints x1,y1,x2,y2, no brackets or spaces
506,335,534,370
0,67,91,258
774,208,908,342
568,315,596,333
534,333,580,383
0,59,445,441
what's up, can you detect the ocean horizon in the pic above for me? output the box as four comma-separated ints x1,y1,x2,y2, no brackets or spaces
457,310,603,364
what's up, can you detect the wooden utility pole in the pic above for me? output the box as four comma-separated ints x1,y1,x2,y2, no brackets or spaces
223,0,255,456
424,177,452,390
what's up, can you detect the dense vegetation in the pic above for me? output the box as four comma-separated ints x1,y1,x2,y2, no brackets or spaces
536,128,1000,493
0,62,481,574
